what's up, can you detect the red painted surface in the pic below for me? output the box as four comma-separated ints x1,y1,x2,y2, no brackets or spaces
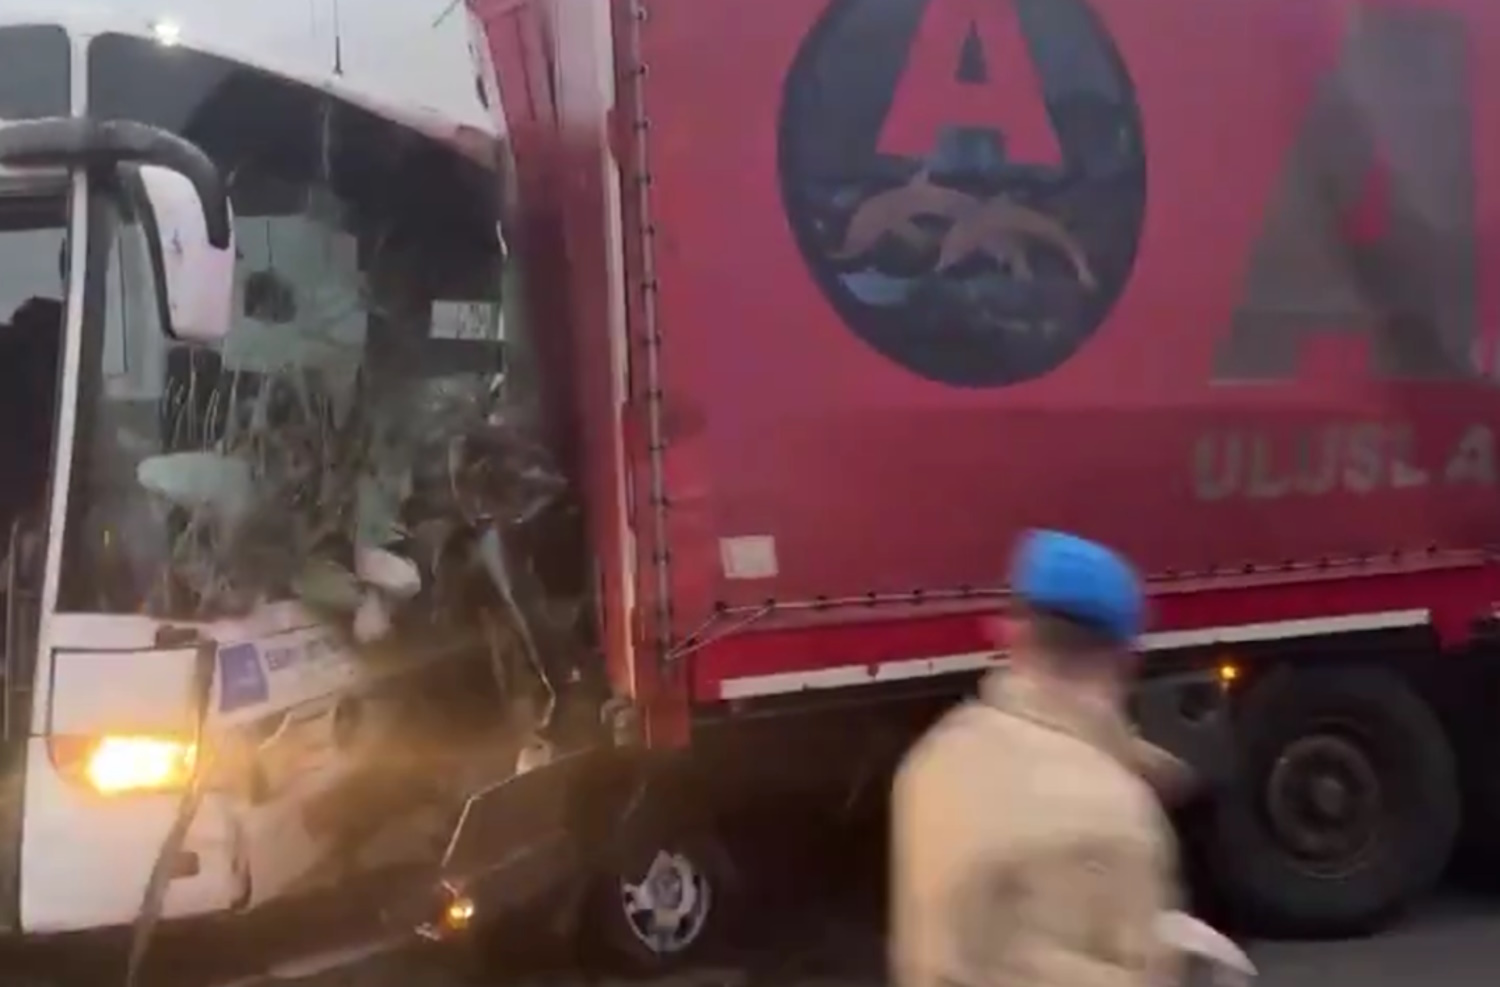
690,559,1500,701
470,0,1500,746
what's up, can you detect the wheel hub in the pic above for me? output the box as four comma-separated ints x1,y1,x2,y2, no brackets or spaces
620,850,713,955
1265,732,1383,876
1309,774,1350,820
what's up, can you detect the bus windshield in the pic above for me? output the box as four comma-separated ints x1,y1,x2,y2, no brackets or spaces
65,33,510,620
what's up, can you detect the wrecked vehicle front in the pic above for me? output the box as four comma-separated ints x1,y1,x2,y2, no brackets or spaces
4,24,581,946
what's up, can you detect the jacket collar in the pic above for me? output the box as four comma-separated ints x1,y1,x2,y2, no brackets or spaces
979,665,1134,759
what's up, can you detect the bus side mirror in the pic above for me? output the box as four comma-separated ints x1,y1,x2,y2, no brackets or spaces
0,117,236,343
127,165,236,344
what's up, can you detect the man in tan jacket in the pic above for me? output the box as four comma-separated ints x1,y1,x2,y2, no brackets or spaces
891,530,1184,987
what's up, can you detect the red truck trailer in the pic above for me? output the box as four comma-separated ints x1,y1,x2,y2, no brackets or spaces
431,0,1500,969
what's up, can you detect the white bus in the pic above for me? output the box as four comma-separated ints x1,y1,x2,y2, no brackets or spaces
0,7,523,941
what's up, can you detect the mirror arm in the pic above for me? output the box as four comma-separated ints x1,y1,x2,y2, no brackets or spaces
0,118,231,249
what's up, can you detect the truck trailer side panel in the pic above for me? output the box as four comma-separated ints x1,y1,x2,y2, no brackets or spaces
628,0,1500,615
481,0,1500,690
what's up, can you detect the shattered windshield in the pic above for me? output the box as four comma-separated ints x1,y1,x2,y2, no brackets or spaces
64,33,529,622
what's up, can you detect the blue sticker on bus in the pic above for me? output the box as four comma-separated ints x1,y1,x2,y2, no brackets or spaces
218,642,269,711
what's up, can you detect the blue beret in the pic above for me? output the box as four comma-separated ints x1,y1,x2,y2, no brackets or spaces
1010,529,1144,644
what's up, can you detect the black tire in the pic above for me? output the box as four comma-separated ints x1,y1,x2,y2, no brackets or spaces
586,826,740,974
1208,665,1458,937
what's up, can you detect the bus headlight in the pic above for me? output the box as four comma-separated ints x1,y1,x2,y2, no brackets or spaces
50,735,198,795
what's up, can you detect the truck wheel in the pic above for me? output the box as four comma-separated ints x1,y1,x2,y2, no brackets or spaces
1209,666,1458,937
589,828,739,973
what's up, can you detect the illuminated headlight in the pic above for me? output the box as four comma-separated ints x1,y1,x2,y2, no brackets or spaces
50,735,198,796
444,894,476,931
416,884,478,941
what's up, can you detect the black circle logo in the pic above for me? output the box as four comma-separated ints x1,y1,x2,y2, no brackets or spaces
778,0,1147,388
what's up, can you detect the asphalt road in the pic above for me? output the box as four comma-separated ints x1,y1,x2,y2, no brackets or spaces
509,893,1500,987
1251,893,1500,987
95,811,1500,987
156,887,1500,987
680,892,1500,987
816,895,1500,987
470,890,1500,987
